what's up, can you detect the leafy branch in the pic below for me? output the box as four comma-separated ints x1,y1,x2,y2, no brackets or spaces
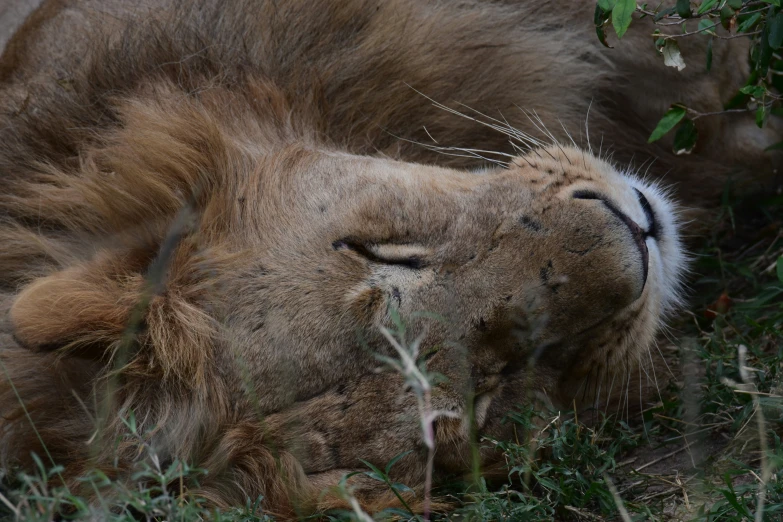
595,1,783,152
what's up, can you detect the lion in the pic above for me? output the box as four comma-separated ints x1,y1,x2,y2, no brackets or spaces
0,0,772,518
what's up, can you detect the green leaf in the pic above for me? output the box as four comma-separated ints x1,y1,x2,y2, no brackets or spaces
654,6,676,21
698,18,716,34
737,12,762,33
740,85,765,98
612,0,636,38
379,508,416,518
597,0,617,10
390,482,414,494
720,474,754,517
769,13,783,49
677,0,692,18
759,26,774,76
595,3,609,24
384,450,413,475
727,0,742,7
121,410,137,434
364,471,385,481
596,25,613,47
359,459,387,482
757,104,768,128
776,256,783,284
673,118,698,154
648,105,687,142
696,0,718,15
359,459,385,475
165,460,182,478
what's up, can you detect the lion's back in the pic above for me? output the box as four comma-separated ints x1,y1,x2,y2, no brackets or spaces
2,0,777,213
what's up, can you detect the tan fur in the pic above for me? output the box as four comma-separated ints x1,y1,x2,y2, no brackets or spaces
0,0,767,517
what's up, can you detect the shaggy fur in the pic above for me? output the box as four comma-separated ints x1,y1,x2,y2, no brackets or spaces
0,0,768,517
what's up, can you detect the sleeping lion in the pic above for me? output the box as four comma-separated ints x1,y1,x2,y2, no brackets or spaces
0,0,775,518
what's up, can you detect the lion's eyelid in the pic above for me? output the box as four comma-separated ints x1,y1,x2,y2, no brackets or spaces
335,240,430,268
367,243,432,262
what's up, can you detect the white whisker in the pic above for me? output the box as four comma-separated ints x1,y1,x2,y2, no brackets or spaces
422,126,438,144
558,119,578,149
585,99,594,154
654,338,677,380
605,369,617,418
647,343,664,405
639,362,648,438
624,367,631,423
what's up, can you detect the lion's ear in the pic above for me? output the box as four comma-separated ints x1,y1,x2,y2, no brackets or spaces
10,242,223,385
9,250,147,354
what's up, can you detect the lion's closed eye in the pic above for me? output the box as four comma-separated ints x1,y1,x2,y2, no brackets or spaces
332,239,431,269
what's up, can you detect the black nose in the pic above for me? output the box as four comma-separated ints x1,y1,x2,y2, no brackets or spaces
572,190,649,289
634,188,658,240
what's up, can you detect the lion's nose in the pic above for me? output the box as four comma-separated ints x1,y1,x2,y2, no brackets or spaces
633,188,658,240
572,190,649,289
623,216,649,288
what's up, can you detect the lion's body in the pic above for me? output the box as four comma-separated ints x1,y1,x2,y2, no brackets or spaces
2,0,781,203
0,0,764,517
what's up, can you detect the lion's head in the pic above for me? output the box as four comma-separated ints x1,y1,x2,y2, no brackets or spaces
7,125,685,405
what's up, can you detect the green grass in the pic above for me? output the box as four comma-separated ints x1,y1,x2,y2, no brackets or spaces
1,190,782,521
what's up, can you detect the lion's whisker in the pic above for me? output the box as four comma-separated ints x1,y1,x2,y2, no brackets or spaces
447,148,517,159
509,142,538,168
422,126,439,144
572,370,590,407
497,110,546,148
647,343,664,405
604,370,617,418
420,143,514,164
528,109,558,145
531,109,572,165
431,151,509,168
638,361,648,437
624,368,632,423
584,99,594,155
509,140,533,155
614,372,626,419
518,109,569,166
454,102,546,147
581,366,594,405
594,372,602,413
654,338,677,380
598,134,605,160
558,119,578,149
381,130,512,168
517,108,553,144
406,85,549,158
